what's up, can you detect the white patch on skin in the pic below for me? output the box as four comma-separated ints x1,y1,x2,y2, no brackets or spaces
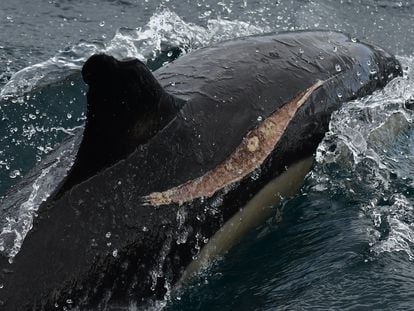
143,80,324,206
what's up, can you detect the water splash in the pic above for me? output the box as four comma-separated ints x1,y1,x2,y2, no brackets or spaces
0,131,81,259
0,8,269,99
311,56,414,261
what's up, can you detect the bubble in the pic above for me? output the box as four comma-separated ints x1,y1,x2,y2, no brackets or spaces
167,51,173,57
299,48,304,54
257,116,263,121
333,46,338,52
142,226,148,232
105,232,111,239
335,64,342,72
112,249,118,257
66,113,72,119
337,92,343,99
66,299,73,304
351,37,358,43
99,21,105,27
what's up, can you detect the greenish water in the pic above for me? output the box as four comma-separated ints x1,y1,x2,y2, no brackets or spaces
1,0,414,310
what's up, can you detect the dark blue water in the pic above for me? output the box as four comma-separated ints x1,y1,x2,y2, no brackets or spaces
1,0,414,310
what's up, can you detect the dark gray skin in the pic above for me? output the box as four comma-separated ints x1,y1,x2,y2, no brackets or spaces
0,31,401,310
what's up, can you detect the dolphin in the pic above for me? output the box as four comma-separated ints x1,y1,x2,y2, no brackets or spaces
0,31,401,310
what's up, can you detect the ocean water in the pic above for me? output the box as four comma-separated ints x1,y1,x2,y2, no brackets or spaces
0,0,413,310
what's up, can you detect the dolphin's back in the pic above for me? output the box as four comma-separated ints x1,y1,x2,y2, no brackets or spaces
134,31,394,193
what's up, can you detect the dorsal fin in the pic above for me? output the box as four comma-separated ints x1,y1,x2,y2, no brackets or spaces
57,54,182,196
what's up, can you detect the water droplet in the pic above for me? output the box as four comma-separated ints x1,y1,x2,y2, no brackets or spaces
257,116,263,121
70,81,75,86
29,114,36,120
99,21,105,27
112,249,118,257
333,46,338,52
167,51,173,57
0,284,3,289
54,302,59,308
367,60,371,66
356,71,361,77
337,92,343,99
351,37,357,43
9,170,20,179
335,64,342,72
369,68,377,75
105,232,111,239
142,226,148,232
66,299,73,304
66,113,72,119
299,48,304,54
91,238,98,248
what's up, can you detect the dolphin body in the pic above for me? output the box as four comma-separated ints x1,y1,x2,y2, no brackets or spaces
0,31,401,310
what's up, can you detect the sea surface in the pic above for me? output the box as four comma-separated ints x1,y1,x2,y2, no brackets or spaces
0,0,414,310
